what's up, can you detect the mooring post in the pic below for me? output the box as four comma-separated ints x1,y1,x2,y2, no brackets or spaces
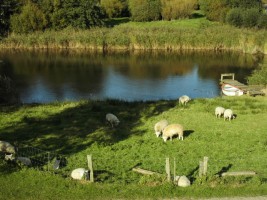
166,157,171,182
87,155,94,182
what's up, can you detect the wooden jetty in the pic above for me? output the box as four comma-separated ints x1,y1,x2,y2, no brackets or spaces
220,73,265,96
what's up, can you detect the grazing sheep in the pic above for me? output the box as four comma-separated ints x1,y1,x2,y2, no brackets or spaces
154,119,168,137
224,109,235,121
162,124,184,142
71,168,89,180
4,154,32,166
179,95,191,106
106,113,120,127
0,141,16,154
215,106,225,118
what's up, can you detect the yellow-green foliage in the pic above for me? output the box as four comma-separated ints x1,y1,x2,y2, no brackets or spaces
1,18,267,54
161,0,197,20
100,0,124,18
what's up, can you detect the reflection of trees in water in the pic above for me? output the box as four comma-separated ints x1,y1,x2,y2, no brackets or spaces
196,52,262,83
0,50,106,95
0,50,264,97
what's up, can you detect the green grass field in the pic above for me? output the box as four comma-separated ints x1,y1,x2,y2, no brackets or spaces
1,96,267,199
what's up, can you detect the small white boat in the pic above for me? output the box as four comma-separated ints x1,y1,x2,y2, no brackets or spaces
221,83,244,96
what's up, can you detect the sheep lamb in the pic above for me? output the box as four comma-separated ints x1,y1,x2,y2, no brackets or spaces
224,109,235,121
179,95,191,106
0,141,16,154
162,124,184,142
215,106,225,118
106,113,120,127
154,119,168,137
71,168,89,180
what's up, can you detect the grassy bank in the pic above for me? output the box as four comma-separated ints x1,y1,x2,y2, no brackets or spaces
1,18,267,54
1,96,267,199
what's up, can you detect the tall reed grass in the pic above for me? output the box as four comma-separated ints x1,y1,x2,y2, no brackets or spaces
1,18,267,54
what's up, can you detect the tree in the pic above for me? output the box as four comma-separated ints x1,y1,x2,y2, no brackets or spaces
10,1,47,34
48,0,103,30
129,0,161,21
199,0,229,22
247,64,267,87
228,0,262,9
161,0,197,20
0,0,19,35
100,0,124,18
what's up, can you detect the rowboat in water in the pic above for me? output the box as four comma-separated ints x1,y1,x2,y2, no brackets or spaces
221,83,244,96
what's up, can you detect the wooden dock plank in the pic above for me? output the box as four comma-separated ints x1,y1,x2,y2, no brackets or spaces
220,74,265,96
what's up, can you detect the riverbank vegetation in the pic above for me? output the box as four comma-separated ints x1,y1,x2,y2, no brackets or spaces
1,17,267,54
0,96,267,199
0,0,267,53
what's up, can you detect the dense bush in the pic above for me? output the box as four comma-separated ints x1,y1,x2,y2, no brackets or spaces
247,64,267,86
10,2,47,34
226,8,264,28
100,0,124,18
242,8,261,28
225,8,243,27
128,0,161,21
257,13,267,29
161,0,197,20
199,0,229,22
228,0,262,9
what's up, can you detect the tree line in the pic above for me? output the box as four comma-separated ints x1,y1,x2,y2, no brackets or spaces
0,0,266,36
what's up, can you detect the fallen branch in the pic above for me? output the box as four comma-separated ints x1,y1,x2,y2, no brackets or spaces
221,171,256,177
132,167,161,175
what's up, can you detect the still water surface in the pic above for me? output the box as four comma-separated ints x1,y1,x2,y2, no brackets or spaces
0,50,262,103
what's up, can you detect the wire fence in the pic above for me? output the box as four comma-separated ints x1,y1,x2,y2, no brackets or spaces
2,146,267,185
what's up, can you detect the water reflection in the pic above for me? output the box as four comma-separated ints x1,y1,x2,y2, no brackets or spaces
0,50,262,103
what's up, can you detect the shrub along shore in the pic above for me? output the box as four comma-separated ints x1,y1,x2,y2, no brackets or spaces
1,18,267,54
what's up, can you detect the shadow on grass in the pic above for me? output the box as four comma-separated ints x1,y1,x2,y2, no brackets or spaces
216,164,233,177
0,100,176,156
104,17,130,27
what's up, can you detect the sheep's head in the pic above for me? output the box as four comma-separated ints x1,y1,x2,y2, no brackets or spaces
155,131,161,137
162,136,168,142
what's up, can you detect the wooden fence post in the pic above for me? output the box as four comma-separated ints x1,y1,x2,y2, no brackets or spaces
166,157,171,182
87,155,94,182
203,157,209,176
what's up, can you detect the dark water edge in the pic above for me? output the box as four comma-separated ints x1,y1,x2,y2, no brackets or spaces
0,49,264,103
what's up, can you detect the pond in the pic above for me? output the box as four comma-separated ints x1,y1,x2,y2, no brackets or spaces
0,50,263,103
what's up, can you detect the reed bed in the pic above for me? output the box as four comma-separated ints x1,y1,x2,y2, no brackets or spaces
1,18,267,54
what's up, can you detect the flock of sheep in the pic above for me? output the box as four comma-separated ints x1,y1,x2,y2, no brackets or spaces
105,95,236,143
0,95,236,180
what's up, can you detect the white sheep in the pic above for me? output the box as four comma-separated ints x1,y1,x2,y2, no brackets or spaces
224,109,235,121
71,168,89,180
0,141,16,154
162,124,184,142
106,113,120,127
179,95,191,106
215,106,225,118
4,154,32,166
154,119,168,137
